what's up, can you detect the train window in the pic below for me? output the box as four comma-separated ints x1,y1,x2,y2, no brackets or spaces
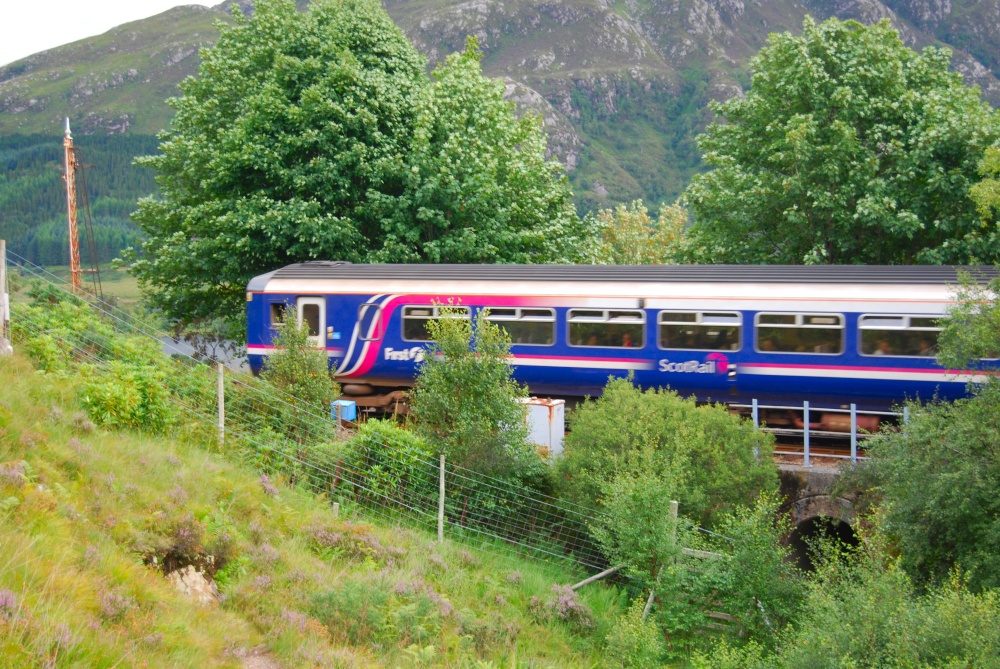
301,304,321,337
755,313,844,354
402,305,471,342
659,311,741,351
358,303,383,342
485,307,555,346
568,309,644,348
269,303,288,326
859,314,942,357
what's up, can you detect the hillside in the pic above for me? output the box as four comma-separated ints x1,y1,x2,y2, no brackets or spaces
0,349,621,666
0,134,158,265
1,0,999,214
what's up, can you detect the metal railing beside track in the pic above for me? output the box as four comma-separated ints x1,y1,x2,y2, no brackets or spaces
731,399,907,466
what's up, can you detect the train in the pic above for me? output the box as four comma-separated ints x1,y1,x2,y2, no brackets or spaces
246,262,996,427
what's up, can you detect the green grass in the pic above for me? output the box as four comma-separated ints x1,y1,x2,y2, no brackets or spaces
0,353,625,667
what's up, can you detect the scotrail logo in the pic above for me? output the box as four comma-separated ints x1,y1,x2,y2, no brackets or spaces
384,346,426,362
658,352,729,374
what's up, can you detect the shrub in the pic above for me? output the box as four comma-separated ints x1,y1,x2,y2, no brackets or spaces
259,310,339,444
695,531,1000,669
310,578,391,645
341,419,437,506
409,307,534,478
82,361,173,432
528,585,594,632
604,599,666,668
556,376,776,526
389,593,442,646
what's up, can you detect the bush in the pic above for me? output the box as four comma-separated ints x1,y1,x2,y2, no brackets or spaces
604,599,666,668
82,362,173,432
342,419,437,507
259,311,340,444
695,531,1000,669
850,384,1000,592
409,307,534,478
310,578,391,645
556,376,776,526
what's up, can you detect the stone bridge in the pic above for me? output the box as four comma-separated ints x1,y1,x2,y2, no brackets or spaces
778,463,861,568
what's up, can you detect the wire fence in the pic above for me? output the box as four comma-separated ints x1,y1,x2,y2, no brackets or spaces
5,255,612,574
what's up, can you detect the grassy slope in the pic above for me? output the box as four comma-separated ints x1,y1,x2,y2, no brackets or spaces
0,353,622,667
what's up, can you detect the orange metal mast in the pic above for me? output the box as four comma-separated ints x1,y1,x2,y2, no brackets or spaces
64,118,82,294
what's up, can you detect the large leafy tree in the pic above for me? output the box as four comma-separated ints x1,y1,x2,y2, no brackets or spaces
373,39,582,264
683,17,1000,265
127,1,582,326
128,0,424,324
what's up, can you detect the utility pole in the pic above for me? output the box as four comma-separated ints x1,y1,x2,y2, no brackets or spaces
64,118,82,294
0,239,11,355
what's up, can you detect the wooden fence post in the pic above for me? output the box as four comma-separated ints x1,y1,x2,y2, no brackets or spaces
0,239,11,356
438,453,446,543
217,362,225,446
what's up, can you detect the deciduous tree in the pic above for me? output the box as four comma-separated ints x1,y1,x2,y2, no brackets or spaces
408,307,536,478
589,199,687,264
373,38,583,264
683,17,1000,265
127,0,584,327
850,273,1000,591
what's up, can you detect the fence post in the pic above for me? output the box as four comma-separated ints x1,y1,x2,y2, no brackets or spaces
643,500,678,621
751,398,759,460
438,453,446,543
0,239,11,356
217,362,225,446
850,403,858,465
903,406,910,426
803,401,811,467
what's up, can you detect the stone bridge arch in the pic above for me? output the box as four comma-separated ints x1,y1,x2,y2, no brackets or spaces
779,464,861,569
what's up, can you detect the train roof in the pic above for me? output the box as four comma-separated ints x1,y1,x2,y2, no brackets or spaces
250,262,998,289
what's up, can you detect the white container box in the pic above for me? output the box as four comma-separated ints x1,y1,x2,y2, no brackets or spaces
518,397,565,458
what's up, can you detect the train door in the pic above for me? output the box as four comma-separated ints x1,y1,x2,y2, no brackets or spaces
296,296,326,348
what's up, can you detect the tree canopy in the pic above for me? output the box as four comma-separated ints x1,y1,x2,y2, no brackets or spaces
373,40,582,264
683,17,1000,265
126,0,581,326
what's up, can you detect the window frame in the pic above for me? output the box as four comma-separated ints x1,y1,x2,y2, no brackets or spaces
857,313,944,359
400,305,471,343
483,307,556,347
566,308,646,349
657,310,742,352
358,302,384,342
269,301,289,327
753,312,845,355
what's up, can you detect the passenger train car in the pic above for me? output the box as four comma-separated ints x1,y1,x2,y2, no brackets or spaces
246,263,996,414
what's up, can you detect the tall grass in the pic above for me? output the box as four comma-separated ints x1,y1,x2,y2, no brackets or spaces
0,353,623,667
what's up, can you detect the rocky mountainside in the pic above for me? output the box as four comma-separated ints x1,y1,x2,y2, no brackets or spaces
2,0,999,209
